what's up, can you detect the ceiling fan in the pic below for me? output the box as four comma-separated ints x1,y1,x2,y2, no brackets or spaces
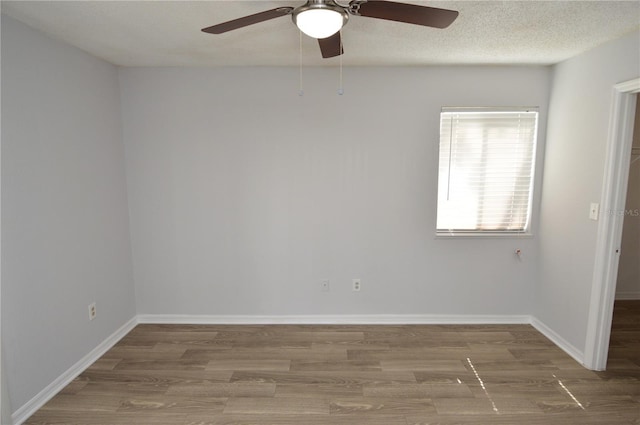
202,0,459,59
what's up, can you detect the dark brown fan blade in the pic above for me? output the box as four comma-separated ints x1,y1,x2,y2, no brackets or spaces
353,0,458,29
202,7,294,34
318,32,344,58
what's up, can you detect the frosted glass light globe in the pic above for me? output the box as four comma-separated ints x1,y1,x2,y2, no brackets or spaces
295,8,344,39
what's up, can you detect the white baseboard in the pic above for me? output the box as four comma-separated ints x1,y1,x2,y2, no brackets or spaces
530,316,585,366
11,317,138,425
137,313,532,325
615,291,640,300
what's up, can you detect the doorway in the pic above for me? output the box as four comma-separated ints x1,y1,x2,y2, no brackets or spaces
607,95,640,367
614,96,640,301
584,79,639,371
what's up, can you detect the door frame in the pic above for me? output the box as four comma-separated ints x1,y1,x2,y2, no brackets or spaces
584,78,640,370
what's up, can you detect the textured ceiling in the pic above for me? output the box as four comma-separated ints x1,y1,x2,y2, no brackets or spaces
2,0,639,67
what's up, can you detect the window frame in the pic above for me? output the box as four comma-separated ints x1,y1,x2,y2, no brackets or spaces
435,107,539,238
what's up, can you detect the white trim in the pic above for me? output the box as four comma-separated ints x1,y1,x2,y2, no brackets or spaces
11,317,138,425
615,78,640,93
530,316,585,366
435,232,534,239
584,78,640,371
615,291,640,300
137,314,532,325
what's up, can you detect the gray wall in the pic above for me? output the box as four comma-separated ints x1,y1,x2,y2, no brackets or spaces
537,31,640,354
1,15,136,411
119,66,550,317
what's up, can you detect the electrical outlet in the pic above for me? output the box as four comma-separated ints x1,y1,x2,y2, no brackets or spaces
352,278,361,292
88,302,96,320
320,279,330,292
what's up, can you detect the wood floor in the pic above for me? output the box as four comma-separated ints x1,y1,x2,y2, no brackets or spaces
26,302,640,424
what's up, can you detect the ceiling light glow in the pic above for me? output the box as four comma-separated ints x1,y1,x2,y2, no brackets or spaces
295,8,345,39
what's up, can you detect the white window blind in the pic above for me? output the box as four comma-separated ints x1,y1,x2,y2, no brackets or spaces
437,108,538,234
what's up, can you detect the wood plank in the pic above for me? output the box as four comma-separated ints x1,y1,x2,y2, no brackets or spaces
330,396,437,415
466,381,564,399
102,347,190,360
70,381,170,396
413,370,475,384
80,368,233,385
363,383,474,398
113,359,209,370
433,397,542,415
289,360,381,372
24,411,187,425
205,360,291,371
464,359,558,371
406,412,640,425
229,370,418,385
166,382,276,397
117,395,227,414
223,397,329,415
196,414,408,425
123,330,219,341
348,347,518,361
182,347,347,361
275,383,363,398
37,394,123,412
380,359,467,372
216,331,365,342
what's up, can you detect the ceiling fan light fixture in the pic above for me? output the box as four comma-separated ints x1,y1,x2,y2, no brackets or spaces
294,4,347,39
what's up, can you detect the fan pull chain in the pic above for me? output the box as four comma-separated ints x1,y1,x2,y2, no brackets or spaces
298,29,304,96
338,29,344,95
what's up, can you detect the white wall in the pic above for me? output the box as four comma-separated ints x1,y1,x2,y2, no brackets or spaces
538,31,640,354
1,15,136,412
119,66,550,317
616,97,640,299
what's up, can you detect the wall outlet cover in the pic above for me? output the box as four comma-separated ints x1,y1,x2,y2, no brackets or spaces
352,279,361,292
320,279,330,292
88,302,97,320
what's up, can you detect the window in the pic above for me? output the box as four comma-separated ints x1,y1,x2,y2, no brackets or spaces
437,108,538,235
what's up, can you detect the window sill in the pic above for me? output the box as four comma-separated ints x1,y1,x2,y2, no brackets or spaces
435,231,533,239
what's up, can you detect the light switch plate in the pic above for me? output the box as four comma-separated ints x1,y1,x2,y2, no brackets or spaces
589,203,600,221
